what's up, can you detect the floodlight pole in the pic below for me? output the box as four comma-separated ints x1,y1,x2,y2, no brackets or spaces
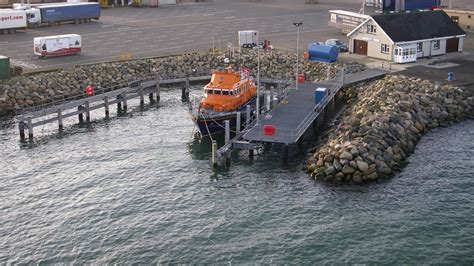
293,22,303,91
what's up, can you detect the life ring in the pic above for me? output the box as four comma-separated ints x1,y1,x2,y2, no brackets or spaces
85,85,94,96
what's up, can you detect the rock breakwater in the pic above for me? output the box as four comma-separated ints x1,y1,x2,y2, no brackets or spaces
0,50,364,116
307,75,474,184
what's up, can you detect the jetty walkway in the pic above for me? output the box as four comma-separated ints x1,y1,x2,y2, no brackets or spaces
215,68,387,166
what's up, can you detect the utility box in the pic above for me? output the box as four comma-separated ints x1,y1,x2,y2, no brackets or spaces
314,87,328,104
0,55,10,80
238,30,258,48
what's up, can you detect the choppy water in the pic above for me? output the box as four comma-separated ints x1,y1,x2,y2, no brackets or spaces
1,88,473,264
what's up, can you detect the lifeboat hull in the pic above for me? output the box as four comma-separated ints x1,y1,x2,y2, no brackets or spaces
194,113,242,136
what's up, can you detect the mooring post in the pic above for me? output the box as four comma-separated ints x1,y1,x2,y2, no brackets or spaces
211,140,217,168
139,87,144,106
85,101,90,122
104,96,109,118
246,104,251,128
249,149,254,160
226,150,231,167
27,116,33,141
185,75,190,95
224,120,230,145
236,111,241,133
156,82,161,103
78,105,84,124
57,109,63,131
19,121,26,142
122,93,127,112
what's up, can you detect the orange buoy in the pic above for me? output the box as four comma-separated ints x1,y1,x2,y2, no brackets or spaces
85,85,94,96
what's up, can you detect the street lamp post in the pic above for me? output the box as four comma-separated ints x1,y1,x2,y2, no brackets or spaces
293,22,303,90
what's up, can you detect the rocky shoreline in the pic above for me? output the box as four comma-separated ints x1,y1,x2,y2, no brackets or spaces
306,75,474,184
0,50,364,116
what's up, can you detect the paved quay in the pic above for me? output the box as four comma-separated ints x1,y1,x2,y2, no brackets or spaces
0,0,360,72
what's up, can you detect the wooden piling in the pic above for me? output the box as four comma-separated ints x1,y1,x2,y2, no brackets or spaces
57,109,63,131
139,87,144,106
27,116,33,141
19,121,26,142
122,93,127,111
156,82,161,103
283,144,289,163
78,105,84,124
246,104,251,128
117,95,122,112
211,140,217,167
85,101,90,122
236,112,241,133
104,96,109,118
224,120,230,145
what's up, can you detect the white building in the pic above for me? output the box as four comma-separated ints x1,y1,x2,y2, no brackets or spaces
347,10,466,63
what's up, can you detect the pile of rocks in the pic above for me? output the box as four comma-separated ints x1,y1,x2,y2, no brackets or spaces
306,75,474,184
0,50,363,116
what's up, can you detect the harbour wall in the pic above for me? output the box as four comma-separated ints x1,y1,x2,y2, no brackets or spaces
306,75,474,184
0,50,364,116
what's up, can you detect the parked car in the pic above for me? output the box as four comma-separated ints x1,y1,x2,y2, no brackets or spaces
325,39,348,52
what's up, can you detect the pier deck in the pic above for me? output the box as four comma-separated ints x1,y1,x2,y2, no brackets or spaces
242,68,387,144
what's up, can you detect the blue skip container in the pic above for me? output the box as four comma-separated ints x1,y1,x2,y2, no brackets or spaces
314,87,328,104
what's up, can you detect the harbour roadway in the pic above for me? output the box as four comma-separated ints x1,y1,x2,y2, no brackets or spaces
0,0,361,71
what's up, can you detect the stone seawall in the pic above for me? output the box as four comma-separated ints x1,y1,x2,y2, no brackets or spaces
306,75,474,184
0,50,364,116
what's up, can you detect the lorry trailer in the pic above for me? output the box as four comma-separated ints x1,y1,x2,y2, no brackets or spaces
0,9,27,34
14,2,100,28
238,30,259,48
34,34,82,58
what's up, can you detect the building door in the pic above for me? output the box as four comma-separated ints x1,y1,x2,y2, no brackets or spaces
354,40,368,55
446,38,459,53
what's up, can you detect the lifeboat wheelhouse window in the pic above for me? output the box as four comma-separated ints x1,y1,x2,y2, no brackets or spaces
206,89,213,94
214,89,221,95
223,90,229,95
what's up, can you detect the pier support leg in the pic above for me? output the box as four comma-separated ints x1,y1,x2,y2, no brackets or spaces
270,86,275,110
78,105,84,124
27,117,33,141
224,120,230,145
317,110,325,128
104,96,110,119
58,109,63,131
139,87,144,107
236,112,241,134
246,104,251,128
249,149,254,160
156,82,161,103
282,144,289,163
117,96,122,113
225,151,231,167
19,121,26,142
149,92,154,103
85,101,90,123
211,140,217,168
122,93,127,112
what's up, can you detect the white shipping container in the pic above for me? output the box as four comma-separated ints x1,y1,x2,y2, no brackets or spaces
34,34,82,58
238,30,258,48
0,9,27,31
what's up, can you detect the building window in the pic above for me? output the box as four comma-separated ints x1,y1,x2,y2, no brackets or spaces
433,40,440,50
417,42,423,52
367,24,377,34
381,44,390,54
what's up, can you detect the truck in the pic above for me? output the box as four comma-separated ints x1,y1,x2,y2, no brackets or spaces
0,9,27,35
34,34,82,58
14,2,100,28
238,30,258,48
